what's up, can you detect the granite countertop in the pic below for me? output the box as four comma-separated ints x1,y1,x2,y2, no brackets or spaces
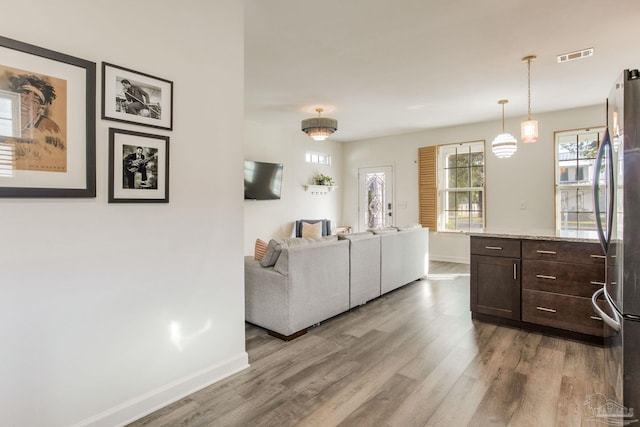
469,228,600,243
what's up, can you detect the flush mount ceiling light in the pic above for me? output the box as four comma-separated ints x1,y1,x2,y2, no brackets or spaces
301,108,338,141
492,99,518,159
521,55,538,144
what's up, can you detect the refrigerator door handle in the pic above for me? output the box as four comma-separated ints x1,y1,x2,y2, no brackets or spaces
592,128,614,255
591,287,621,332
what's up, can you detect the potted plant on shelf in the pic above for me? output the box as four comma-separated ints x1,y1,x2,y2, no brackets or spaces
314,173,334,186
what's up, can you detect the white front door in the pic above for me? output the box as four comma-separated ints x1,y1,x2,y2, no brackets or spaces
358,166,394,231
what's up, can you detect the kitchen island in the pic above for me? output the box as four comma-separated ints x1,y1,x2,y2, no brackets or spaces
469,228,610,344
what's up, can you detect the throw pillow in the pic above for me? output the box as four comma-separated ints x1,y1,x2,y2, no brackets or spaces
301,221,323,239
254,238,268,261
260,239,286,267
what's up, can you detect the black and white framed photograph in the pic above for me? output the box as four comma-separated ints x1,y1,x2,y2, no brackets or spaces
102,62,173,130
108,128,169,203
0,35,96,197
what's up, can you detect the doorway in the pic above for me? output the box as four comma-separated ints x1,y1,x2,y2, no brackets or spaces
358,166,394,231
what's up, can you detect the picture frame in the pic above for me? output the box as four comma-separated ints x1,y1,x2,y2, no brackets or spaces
102,62,173,130
0,35,96,197
108,128,169,203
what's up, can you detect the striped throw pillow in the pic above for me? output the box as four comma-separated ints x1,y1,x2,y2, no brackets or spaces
254,238,268,261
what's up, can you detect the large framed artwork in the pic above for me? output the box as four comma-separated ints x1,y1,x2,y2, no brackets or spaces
101,62,173,130
0,36,96,197
108,128,169,203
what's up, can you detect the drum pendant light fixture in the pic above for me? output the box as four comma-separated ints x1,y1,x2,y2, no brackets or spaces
301,108,338,141
492,100,518,158
521,55,539,143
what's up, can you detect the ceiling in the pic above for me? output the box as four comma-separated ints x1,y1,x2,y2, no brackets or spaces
245,0,640,142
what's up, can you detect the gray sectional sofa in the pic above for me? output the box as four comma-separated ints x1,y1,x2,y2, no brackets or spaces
245,226,429,340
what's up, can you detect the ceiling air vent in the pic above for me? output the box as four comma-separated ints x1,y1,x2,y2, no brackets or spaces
557,48,594,63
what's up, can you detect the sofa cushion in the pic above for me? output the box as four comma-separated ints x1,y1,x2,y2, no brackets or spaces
370,227,398,234
338,231,375,241
254,238,268,261
301,221,323,238
260,238,287,267
273,236,339,275
396,223,423,230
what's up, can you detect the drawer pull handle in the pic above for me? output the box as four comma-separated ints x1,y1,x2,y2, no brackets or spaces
536,306,557,313
485,246,503,250
591,316,603,321
590,254,606,259
536,250,556,255
536,274,556,280
590,281,606,286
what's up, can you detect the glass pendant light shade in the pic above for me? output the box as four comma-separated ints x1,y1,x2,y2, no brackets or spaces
521,119,538,143
521,55,538,143
492,100,517,158
492,132,518,158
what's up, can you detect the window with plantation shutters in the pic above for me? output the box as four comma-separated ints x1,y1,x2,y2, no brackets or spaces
420,141,485,232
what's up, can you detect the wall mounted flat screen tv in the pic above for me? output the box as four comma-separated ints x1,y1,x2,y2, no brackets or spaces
244,160,283,200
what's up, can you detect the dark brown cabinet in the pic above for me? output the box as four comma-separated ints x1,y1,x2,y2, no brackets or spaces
521,240,608,337
470,235,608,341
470,237,521,320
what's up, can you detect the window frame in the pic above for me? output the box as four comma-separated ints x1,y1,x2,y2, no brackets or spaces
305,151,331,166
437,140,485,233
554,126,605,231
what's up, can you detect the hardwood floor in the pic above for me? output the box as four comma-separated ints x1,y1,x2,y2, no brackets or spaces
129,261,605,427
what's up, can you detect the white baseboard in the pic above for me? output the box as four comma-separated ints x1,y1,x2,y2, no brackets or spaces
71,352,249,427
430,254,470,264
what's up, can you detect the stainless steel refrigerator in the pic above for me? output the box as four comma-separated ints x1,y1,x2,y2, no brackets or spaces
592,68,640,424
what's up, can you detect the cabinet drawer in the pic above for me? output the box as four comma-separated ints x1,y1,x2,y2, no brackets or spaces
522,290,605,336
471,237,521,258
522,240,605,265
522,260,605,298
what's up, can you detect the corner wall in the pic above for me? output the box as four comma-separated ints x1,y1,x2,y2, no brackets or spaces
342,104,605,263
0,2,247,426
244,120,344,255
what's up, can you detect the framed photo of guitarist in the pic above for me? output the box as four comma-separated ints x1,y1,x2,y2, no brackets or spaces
101,62,173,130
108,128,169,203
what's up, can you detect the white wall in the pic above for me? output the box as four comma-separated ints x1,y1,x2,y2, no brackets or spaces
342,104,605,263
244,120,343,255
0,2,247,426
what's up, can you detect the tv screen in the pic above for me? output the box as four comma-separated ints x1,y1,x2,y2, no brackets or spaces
244,160,283,200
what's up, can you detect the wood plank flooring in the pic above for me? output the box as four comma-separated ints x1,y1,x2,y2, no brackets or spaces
128,261,605,427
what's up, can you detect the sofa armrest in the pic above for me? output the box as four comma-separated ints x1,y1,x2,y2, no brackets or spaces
244,256,290,334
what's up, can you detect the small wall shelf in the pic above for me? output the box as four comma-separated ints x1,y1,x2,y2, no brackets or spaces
304,185,338,195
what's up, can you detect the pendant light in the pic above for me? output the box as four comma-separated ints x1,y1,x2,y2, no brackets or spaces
492,100,517,158
301,108,338,141
521,55,538,143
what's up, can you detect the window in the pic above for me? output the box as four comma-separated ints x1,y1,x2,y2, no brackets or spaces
555,127,605,231
437,141,485,232
0,90,21,137
305,151,331,166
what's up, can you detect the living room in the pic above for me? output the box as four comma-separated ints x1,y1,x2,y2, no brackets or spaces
2,1,638,427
